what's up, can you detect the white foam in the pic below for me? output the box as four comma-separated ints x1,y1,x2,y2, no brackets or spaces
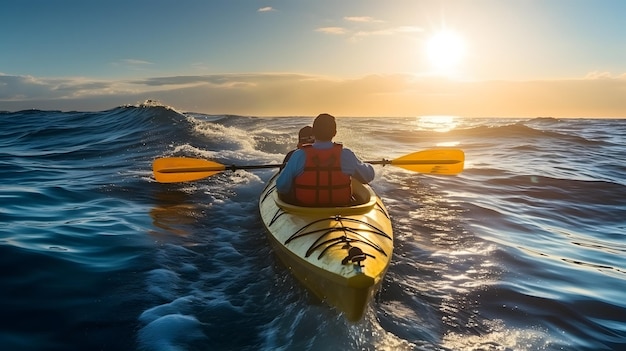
171,144,220,160
441,319,560,351
187,116,257,152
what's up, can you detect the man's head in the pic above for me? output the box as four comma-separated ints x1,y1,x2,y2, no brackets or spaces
312,113,336,142
297,126,314,147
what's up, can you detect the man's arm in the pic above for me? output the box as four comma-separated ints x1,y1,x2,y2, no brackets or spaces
276,149,305,194
341,149,375,183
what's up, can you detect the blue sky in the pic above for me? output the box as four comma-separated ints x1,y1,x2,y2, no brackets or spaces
1,0,625,117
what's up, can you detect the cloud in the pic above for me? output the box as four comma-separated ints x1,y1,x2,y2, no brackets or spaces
316,16,422,40
257,7,274,12
111,59,155,71
119,59,153,65
315,27,346,35
344,16,383,23
584,71,626,80
0,74,52,100
352,25,423,39
0,73,143,101
1,72,626,117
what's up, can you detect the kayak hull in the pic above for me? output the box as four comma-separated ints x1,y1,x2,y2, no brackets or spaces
259,173,394,321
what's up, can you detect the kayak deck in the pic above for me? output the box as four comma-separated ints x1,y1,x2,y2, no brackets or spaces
259,173,394,321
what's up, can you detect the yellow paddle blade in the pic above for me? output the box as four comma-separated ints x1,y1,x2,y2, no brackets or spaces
390,149,464,175
152,157,226,183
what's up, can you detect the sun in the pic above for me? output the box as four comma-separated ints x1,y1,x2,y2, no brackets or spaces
426,30,466,74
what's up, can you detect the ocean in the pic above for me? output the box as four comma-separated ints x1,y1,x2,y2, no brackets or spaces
1,102,624,351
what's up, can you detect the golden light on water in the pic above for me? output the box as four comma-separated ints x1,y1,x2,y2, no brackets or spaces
415,115,458,132
435,141,461,147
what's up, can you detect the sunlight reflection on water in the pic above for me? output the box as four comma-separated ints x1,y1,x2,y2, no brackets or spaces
414,115,458,132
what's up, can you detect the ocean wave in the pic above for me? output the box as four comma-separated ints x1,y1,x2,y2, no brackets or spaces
450,122,600,145
2,107,625,350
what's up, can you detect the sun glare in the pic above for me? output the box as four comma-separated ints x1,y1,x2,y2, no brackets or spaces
426,30,466,74
414,115,458,132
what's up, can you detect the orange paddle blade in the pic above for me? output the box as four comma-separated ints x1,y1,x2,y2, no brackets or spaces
389,149,464,175
152,157,226,183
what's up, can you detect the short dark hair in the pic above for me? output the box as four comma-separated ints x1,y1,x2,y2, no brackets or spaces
312,113,336,141
298,126,313,141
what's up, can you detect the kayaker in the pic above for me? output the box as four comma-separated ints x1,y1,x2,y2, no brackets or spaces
276,113,375,206
281,125,314,167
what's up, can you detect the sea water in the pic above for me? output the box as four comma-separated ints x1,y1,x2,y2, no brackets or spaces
1,103,624,350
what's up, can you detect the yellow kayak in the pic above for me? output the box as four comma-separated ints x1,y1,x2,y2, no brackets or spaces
259,173,394,321
153,149,463,320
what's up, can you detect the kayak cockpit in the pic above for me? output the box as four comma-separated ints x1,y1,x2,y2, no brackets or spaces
273,180,377,216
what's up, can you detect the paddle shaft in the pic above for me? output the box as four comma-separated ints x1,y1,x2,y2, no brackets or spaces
158,159,461,174
369,159,461,166
158,163,284,173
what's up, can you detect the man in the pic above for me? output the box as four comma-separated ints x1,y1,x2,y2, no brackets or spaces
276,113,375,206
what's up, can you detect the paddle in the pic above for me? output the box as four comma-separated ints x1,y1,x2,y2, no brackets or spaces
152,148,464,183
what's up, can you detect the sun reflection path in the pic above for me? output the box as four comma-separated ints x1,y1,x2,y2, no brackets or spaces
413,115,458,133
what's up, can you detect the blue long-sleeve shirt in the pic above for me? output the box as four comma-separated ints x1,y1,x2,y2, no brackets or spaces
276,141,375,195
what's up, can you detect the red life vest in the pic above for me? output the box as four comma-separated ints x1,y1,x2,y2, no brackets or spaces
293,144,352,206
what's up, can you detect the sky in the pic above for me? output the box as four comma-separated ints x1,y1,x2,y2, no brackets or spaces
1,0,625,117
